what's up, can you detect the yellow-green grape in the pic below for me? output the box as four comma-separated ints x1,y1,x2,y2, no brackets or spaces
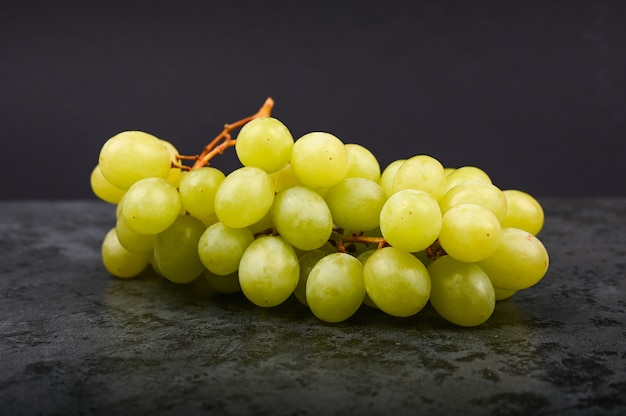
122,177,182,235
379,189,442,253
197,221,254,275
478,227,549,291
202,269,241,294
101,228,150,278
344,143,381,182
294,249,332,306
90,165,125,204
270,163,303,193
115,215,155,253
500,190,545,235
214,166,275,229
391,155,447,200
324,178,386,232
179,167,225,223
238,236,300,307
379,159,406,197
444,165,492,192
306,252,365,323
99,130,172,190
428,255,495,327
290,132,348,189
270,186,333,251
363,247,431,317
153,215,206,284
444,167,456,176
356,249,378,308
494,287,517,301
439,181,508,222
235,117,294,173
438,204,501,263
160,139,183,187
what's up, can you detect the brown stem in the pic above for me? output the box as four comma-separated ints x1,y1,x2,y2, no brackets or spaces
331,229,388,253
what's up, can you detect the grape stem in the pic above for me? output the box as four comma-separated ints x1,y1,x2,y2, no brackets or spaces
331,228,388,253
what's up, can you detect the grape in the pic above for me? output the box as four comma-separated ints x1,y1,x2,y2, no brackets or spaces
324,177,386,232
391,155,447,200
99,130,172,190
438,181,508,222
477,227,549,291
427,255,495,327
344,143,381,182
294,249,332,306
379,189,442,253
202,269,241,294
179,167,225,223
438,204,501,263
214,166,275,229
500,190,544,235
306,252,365,323
379,159,405,197
235,117,294,173
290,132,348,189
356,249,378,308
90,165,125,204
270,163,303,193
153,215,206,284
238,236,300,307
444,166,492,192
197,221,254,275
122,177,182,235
101,228,150,278
494,287,517,301
270,186,333,251
115,214,155,253
161,139,183,187
363,247,430,317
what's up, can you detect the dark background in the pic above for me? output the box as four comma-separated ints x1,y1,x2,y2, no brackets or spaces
1,0,625,199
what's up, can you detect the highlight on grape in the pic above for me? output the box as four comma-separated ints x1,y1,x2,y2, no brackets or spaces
92,98,549,327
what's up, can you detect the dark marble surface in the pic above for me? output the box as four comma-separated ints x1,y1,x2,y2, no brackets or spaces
0,199,624,416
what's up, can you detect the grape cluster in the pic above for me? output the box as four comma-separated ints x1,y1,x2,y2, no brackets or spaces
91,101,549,327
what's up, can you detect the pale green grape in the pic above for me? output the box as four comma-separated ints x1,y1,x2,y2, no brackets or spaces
115,214,155,253
202,269,241,294
438,204,501,263
179,167,225,223
494,287,517,301
427,255,495,327
235,117,294,173
324,177,386,232
161,139,183,187
101,228,150,278
153,215,206,284
344,143,381,182
306,252,365,323
379,189,442,253
363,247,430,317
270,163,303,193
391,155,446,200
294,249,332,305
246,209,274,235
99,130,172,190
270,186,333,251
356,249,378,308
238,236,300,307
444,167,456,176
380,159,405,197
90,165,125,204
477,227,549,291
439,181,508,222
214,166,275,229
198,221,254,275
122,177,182,235
500,190,544,235
444,166,492,192
290,132,348,189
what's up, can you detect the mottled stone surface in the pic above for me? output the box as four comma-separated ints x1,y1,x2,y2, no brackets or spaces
0,199,624,415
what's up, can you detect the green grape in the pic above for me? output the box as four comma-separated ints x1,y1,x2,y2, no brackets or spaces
115,214,155,253
214,166,275,229
246,209,274,235
324,177,386,232
101,228,150,278
363,247,431,317
477,227,549,291
344,143,381,182
494,287,517,301
391,155,446,200
356,249,378,308
270,163,303,193
379,159,406,197
444,167,456,176
294,249,332,305
179,167,226,223
306,252,365,323
439,181,508,222
270,186,333,251
202,269,241,294
99,130,172,190
122,177,182,235
90,165,125,204
238,236,300,307
379,189,442,253
500,190,545,235
153,215,206,284
438,204,501,263
444,166,492,192
161,139,183,187
290,132,348,189
427,255,495,327
197,221,254,275
235,117,294,173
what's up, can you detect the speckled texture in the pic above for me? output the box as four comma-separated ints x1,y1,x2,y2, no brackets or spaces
0,199,624,415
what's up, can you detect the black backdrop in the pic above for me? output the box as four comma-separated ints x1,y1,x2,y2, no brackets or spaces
1,0,625,199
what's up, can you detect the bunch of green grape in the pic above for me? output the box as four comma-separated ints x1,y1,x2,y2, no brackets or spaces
91,115,549,327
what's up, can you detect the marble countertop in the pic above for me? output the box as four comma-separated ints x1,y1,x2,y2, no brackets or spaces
1,199,624,415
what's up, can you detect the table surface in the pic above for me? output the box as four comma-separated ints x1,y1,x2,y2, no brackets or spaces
0,199,624,416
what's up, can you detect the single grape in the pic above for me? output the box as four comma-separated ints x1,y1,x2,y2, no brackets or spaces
115,214,155,253
306,252,365,323
160,139,183,187
290,132,348,189
344,143,381,182
294,249,332,306
179,167,226,224
379,159,406,197
202,269,241,294
439,180,508,222
235,117,294,173
427,255,495,327
101,228,150,278
198,221,254,275
444,166,492,192
270,163,303,193
500,190,545,235
122,177,182,235
391,155,447,200
494,287,517,301
90,165,125,204
324,177,386,232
